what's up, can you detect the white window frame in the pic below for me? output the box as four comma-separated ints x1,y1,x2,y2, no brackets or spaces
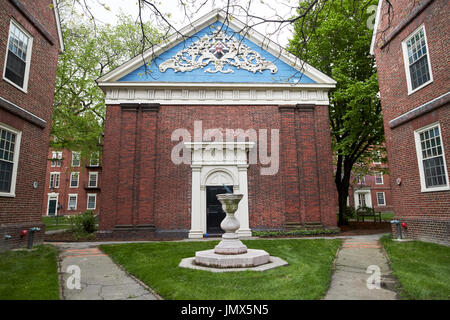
70,172,79,188
89,152,100,167
401,24,433,95
49,172,60,189
86,193,97,210
373,151,382,165
88,172,98,188
376,192,386,206
2,19,33,93
375,172,384,185
71,151,81,167
0,122,22,197
414,122,450,193
51,151,62,167
68,193,78,211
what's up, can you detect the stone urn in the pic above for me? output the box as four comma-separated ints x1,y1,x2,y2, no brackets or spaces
214,193,248,255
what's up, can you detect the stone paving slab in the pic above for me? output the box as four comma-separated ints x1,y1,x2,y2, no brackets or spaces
57,246,159,300
324,236,399,300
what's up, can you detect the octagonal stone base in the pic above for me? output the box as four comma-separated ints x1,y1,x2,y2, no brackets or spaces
179,255,288,273
194,249,270,268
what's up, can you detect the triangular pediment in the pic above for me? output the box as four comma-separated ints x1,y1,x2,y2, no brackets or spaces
98,10,336,87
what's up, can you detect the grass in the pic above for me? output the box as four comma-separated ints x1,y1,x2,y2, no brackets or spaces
42,215,71,231
0,245,60,300
100,239,341,300
380,235,450,300
380,212,394,221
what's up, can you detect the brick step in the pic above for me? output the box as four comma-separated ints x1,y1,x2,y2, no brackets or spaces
284,222,324,230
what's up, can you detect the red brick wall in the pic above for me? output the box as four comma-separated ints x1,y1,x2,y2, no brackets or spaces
373,0,450,245
0,0,61,251
41,149,101,216
100,103,337,235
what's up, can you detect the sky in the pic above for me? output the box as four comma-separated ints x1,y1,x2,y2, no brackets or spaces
86,0,300,46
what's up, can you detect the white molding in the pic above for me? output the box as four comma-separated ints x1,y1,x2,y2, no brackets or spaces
3,19,33,93
0,122,22,198
88,172,98,188
104,87,330,105
354,190,373,209
414,122,450,193
401,24,434,95
97,9,336,86
375,172,384,185
52,0,65,52
369,0,383,55
46,192,59,215
49,171,60,189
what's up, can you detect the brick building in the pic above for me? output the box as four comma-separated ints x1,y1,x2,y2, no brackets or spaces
97,10,338,238
42,149,101,217
348,158,394,213
371,0,449,245
0,0,63,251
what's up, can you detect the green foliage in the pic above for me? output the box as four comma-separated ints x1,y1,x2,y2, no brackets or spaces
288,0,384,225
253,229,339,237
68,210,98,239
51,7,161,163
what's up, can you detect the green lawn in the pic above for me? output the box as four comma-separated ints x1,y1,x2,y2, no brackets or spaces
100,239,341,300
42,215,71,231
381,235,450,300
0,245,60,300
380,212,394,221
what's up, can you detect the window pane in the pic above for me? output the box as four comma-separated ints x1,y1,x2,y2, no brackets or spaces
423,156,447,188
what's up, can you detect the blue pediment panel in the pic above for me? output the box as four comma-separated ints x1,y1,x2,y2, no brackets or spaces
118,22,315,84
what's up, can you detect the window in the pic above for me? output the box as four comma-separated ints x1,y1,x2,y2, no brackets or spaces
72,151,80,167
70,172,79,188
373,151,381,165
376,192,386,206
68,194,77,210
49,172,60,189
0,124,21,197
414,123,449,192
88,172,98,188
358,193,366,207
3,20,33,92
375,172,383,184
87,193,97,210
402,25,433,94
51,151,62,167
357,175,365,184
89,152,100,167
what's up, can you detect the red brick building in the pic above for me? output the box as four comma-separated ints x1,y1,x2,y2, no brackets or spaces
0,0,63,251
42,149,101,217
97,10,338,238
371,0,449,245
348,159,394,214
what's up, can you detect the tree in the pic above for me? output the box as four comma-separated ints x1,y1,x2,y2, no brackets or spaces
51,5,160,164
288,0,385,226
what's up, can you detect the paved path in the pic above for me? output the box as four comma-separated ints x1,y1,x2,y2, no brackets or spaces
324,235,399,300
56,243,159,300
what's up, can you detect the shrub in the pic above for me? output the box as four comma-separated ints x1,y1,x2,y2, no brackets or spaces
69,211,97,239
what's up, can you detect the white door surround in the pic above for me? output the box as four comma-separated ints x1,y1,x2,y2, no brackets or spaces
185,142,254,239
47,192,59,216
354,190,372,209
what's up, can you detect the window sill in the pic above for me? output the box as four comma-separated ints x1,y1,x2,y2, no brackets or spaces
420,186,450,193
0,192,15,197
407,79,433,96
3,76,28,94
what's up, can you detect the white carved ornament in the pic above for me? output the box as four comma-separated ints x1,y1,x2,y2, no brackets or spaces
159,28,278,74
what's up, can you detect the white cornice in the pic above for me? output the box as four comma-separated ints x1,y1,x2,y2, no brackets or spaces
104,86,330,105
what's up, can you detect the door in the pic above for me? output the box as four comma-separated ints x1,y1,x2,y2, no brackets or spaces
206,186,233,235
47,195,58,216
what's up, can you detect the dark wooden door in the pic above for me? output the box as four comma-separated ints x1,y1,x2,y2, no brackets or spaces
48,199,57,216
206,186,233,235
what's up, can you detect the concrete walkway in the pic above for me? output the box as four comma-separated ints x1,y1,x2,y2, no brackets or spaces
324,235,399,300
56,243,159,300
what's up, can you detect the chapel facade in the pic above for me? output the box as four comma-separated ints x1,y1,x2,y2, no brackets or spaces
97,10,338,238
